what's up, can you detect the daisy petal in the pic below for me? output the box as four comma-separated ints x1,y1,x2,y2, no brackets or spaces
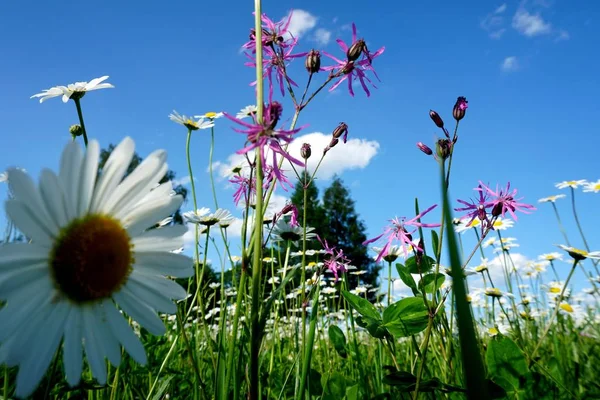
133,252,194,278
121,281,177,314
59,140,84,221
104,303,147,365
38,169,69,229
113,290,166,336
63,307,84,387
77,139,100,217
82,306,108,385
124,195,183,236
131,225,186,252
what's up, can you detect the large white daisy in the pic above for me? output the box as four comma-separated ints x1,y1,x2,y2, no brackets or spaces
0,136,193,398
30,76,114,103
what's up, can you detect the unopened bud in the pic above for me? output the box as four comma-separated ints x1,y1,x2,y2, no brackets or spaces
429,110,444,128
453,96,468,121
491,203,503,218
436,139,452,160
332,122,348,143
324,138,339,154
232,166,242,174
266,101,283,129
347,39,367,62
70,124,83,137
305,50,321,74
301,143,312,159
417,142,433,155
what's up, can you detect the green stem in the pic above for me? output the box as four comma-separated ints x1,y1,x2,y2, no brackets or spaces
551,202,570,247
413,318,434,399
209,126,219,209
297,284,321,400
73,98,89,147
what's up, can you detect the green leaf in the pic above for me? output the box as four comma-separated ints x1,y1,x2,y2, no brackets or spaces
342,290,380,320
431,230,440,258
370,394,391,400
356,316,389,339
345,383,359,400
328,325,348,358
383,371,465,393
396,263,420,296
486,335,530,395
322,372,347,400
151,376,174,400
405,255,436,274
419,273,445,293
382,297,429,337
308,368,323,397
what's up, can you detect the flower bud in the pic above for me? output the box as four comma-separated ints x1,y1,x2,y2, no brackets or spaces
491,203,503,218
436,139,452,160
332,122,348,143
324,138,339,154
453,96,468,121
232,166,242,174
301,143,312,159
417,142,433,155
266,101,283,129
347,39,367,62
429,110,444,128
69,124,83,137
305,49,321,74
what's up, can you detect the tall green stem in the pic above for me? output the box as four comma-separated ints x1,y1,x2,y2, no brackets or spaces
209,127,219,209
73,98,89,147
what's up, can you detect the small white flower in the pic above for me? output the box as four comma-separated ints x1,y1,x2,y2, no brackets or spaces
555,180,588,189
583,180,600,193
538,194,566,203
557,244,600,261
31,76,114,103
169,111,214,131
538,252,563,262
236,105,258,119
196,112,223,121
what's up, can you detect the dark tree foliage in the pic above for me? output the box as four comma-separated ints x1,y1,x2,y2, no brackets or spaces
321,175,381,300
289,171,326,250
98,144,188,225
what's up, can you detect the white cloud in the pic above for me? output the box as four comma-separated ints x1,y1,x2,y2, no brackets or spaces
501,56,519,72
512,8,551,37
313,28,332,45
285,10,317,40
172,175,193,187
466,253,532,289
481,4,508,39
556,30,570,41
213,132,379,182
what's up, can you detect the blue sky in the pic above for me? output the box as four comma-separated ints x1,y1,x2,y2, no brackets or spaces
0,0,599,296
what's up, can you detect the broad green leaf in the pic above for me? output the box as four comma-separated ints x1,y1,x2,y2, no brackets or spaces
382,297,429,337
419,272,445,293
356,316,389,339
405,255,436,274
328,325,348,358
486,335,530,395
308,368,323,397
342,290,380,320
345,383,359,400
322,372,347,400
396,263,420,296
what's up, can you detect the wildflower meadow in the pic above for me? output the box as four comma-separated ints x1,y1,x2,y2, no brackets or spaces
1,1,599,399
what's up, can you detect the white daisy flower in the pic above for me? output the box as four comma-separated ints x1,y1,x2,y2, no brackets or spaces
30,76,114,103
0,137,193,398
270,219,316,244
196,112,224,121
185,208,234,227
236,105,258,119
538,194,566,203
169,111,214,131
555,180,588,189
583,180,600,193
557,244,600,261
538,252,563,262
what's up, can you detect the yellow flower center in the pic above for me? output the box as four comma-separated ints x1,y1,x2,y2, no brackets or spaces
184,119,200,131
567,181,577,186
50,215,133,303
468,219,481,227
549,287,561,294
485,288,503,297
559,303,573,313
567,248,588,260
475,265,487,273
205,112,218,119
488,327,499,336
594,183,600,191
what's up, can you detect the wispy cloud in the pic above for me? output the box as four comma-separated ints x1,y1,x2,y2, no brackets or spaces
481,3,508,39
512,8,551,37
501,56,519,72
555,30,570,42
313,28,332,46
172,175,193,187
285,10,317,40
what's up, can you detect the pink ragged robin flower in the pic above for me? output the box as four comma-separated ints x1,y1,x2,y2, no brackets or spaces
242,11,293,52
224,102,305,187
455,184,490,229
245,37,307,96
230,174,256,207
318,235,349,282
364,204,441,262
479,181,536,220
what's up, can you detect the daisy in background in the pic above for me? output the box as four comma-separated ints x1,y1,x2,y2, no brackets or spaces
583,179,600,193
555,180,588,189
538,194,566,203
0,137,193,398
169,111,214,131
30,76,114,103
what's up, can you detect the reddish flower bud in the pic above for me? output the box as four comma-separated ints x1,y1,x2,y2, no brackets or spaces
301,143,312,159
491,203,503,218
436,139,452,160
417,142,433,155
453,96,468,121
332,122,348,143
305,49,321,74
324,138,339,154
429,110,444,128
266,101,283,129
347,39,367,62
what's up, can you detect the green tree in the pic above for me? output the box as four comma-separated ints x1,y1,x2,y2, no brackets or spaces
98,144,188,225
321,175,380,299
